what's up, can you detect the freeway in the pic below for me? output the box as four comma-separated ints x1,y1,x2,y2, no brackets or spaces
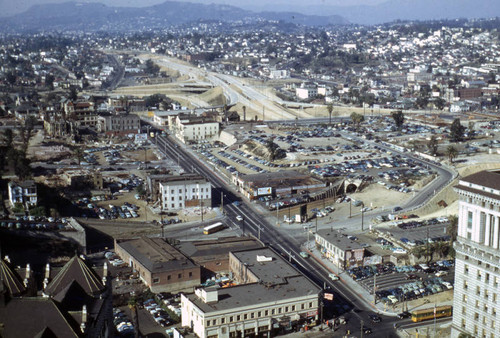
141,55,296,120
152,131,404,337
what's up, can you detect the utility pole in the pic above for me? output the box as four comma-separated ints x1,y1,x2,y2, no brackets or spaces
199,195,203,222
276,203,279,226
360,319,364,338
361,205,365,231
220,191,224,214
349,199,352,218
373,274,377,304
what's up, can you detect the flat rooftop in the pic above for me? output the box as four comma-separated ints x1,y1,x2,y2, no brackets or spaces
176,237,262,263
185,247,321,313
316,229,364,251
116,237,196,273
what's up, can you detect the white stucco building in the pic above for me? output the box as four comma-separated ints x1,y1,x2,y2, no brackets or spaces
451,170,500,338
159,175,211,212
168,113,219,144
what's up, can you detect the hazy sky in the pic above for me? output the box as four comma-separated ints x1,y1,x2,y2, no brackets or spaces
0,0,387,17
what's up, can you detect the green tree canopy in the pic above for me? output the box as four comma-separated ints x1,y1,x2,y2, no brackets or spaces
427,136,438,155
450,118,465,142
391,111,404,129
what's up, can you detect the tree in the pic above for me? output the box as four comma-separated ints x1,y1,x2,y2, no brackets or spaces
45,74,55,90
136,184,147,198
19,116,37,154
434,97,446,110
145,59,160,75
427,136,438,156
391,111,404,129
350,112,364,129
69,86,78,101
74,147,84,165
447,215,458,242
411,246,426,260
3,128,14,148
450,118,465,142
446,145,458,163
6,72,16,86
327,104,333,125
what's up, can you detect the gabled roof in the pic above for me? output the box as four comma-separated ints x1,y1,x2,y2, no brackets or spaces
0,258,26,296
45,256,104,297
0,298,81,338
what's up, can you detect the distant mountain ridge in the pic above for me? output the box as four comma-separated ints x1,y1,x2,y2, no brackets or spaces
0,1,348,33
249,0,500,25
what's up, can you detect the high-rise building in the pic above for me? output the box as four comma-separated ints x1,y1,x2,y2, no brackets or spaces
451,170,500,338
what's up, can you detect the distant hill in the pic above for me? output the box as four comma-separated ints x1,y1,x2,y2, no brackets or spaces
250,0,500,25
0,1,348,33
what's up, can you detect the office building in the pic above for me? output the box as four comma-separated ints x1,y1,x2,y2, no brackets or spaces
451,170,500,338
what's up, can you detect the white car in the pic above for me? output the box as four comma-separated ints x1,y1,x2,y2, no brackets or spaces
435,270,448,277
442,281,453,289
236,215,243,221
328,273,339,281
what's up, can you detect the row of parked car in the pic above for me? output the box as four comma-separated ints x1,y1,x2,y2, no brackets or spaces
348,260,454,281
113,308,135,336
376,277,453,305
396,216,449,229
0,221,70,231
217,150,267,173
142,298,175,327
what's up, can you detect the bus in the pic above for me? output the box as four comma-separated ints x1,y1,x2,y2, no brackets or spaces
203,222,225,235
411,305,452,322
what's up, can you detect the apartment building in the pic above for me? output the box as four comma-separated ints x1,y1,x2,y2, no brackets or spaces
181,247,321,338
168,113,219,144
158,175,211,212
451,170,500,338
97,114,141,133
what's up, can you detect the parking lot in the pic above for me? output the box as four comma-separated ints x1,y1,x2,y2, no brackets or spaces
347,260,455,305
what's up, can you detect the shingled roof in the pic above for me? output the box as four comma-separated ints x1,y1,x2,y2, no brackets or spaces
44,256,104,297
0,258,26,296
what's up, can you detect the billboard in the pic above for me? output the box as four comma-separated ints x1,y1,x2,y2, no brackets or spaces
134,133,148,143
257,187,272,196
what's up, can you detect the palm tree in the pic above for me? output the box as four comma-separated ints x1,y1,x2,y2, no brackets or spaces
411,246,426,261
446,145,458,163
327,104,333,125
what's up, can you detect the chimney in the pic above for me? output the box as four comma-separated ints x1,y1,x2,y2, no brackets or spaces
24,263,30,287
43,263,50,289
102,262,108,284
80,304,87,333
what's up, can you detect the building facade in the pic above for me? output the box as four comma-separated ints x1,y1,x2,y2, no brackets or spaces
181,247,321,338
159,176,211,212
97,114,141,133
115,237,200,293
451,170,500,338
168,113,219,144
315,229,365,269
7,180,37,208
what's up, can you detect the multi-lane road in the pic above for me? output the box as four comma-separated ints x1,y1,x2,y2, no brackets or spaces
152,131,425,337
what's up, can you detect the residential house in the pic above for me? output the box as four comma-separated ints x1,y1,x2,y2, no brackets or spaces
8,180,37,208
